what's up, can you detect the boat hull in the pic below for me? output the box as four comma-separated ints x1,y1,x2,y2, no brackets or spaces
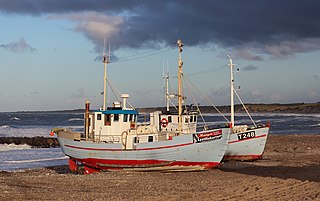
57,128,230,173
224,127,269,161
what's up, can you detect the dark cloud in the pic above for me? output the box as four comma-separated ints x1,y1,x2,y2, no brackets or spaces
1,1,320,59
0,38,36,53
242,65,258,71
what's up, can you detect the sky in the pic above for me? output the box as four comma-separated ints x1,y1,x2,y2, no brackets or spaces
0,0,319,112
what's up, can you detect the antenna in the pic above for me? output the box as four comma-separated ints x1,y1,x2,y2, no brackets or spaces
102,39,111,110
163,60,170,112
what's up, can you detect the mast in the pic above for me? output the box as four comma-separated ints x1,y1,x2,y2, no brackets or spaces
227,55,235,128
177,39,184,133
164,72,170,112
102,42,110,110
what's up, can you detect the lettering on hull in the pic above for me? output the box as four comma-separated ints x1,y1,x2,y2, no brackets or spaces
194,130,222,143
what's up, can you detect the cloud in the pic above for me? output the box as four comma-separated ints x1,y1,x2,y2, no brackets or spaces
242,65,259,71
1,1,320,59
0,38,36,53
49,12,123,52
234,48,264,61
265,38,320,59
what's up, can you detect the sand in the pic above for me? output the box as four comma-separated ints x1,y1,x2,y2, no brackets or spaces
0,134,319,201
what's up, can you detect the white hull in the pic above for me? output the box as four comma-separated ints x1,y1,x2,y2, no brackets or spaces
224,126,269,161
57,128,230,173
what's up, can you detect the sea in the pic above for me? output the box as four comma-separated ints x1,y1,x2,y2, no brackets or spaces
0,111,319,172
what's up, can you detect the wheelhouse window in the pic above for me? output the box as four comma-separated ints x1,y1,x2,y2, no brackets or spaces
114,114,119,122
97,114,102,121
148,136,153,142
185,117,189,123
168,116,172,123
123,114,128,122
129,114,133,122
134,137,139,143
105,114,111,126
190,116,193,122
194,116,197,122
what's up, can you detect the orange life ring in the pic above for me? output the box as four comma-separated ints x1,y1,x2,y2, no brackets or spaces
161,118,168,128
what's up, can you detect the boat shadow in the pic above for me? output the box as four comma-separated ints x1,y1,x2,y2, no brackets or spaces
220,161,320,182
45,165,71,174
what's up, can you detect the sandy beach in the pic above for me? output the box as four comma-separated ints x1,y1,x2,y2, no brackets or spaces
0,134,319,201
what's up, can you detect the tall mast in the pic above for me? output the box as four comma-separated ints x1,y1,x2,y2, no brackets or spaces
177,39,184,133
164,71,170,112
102,42,110,110
227,55,235,128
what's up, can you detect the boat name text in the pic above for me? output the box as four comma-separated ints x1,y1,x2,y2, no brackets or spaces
194,130,222,143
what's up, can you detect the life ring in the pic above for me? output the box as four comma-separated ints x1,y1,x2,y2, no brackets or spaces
161,118,168,128
121,131,128,147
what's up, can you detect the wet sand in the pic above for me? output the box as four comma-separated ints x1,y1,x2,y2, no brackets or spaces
0,134,319,201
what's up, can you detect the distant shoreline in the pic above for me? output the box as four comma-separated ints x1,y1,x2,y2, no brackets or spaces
3,102,320,114
139,102,320,114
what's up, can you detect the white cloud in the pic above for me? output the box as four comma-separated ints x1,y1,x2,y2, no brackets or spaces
49,12,124,51
0,38,36,53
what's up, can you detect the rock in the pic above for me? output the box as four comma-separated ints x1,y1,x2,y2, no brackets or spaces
0,137,60,148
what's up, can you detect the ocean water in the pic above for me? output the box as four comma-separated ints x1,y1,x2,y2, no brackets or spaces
0,111,319,171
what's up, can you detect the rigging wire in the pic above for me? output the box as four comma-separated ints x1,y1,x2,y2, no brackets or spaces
171,64,228,78
186,64,228,77
106,78,135,110
113,47,175,63
234,88,257,127
183,76,208,130
183,75,230,123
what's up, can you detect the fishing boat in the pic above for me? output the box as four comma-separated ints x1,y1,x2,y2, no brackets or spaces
149,56,270,161
52,39,231,174
223,55,270,161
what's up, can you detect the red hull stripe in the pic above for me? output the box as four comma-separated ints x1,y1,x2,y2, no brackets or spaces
65,144,122,151
224,154,262,160
228,134,267,144
65,142,193,151
76,158,220,169
136,142,193,151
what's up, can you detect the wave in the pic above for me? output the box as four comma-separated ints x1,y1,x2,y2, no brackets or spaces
10,117,20,121
68,118,83,122
0,144,32,151
0,125,10,129
2,156,68,164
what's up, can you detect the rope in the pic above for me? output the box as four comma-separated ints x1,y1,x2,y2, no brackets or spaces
114,47,175,63
171,64,228,78
106,78,135,110
183,76,207,130
183,75,230,123
234,88,257,127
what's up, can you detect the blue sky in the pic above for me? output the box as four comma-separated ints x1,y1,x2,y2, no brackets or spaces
0,0,319,112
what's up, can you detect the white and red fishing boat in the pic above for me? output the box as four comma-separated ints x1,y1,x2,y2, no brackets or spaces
52,39,230,174
223,55,270,161
149,55,270,161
